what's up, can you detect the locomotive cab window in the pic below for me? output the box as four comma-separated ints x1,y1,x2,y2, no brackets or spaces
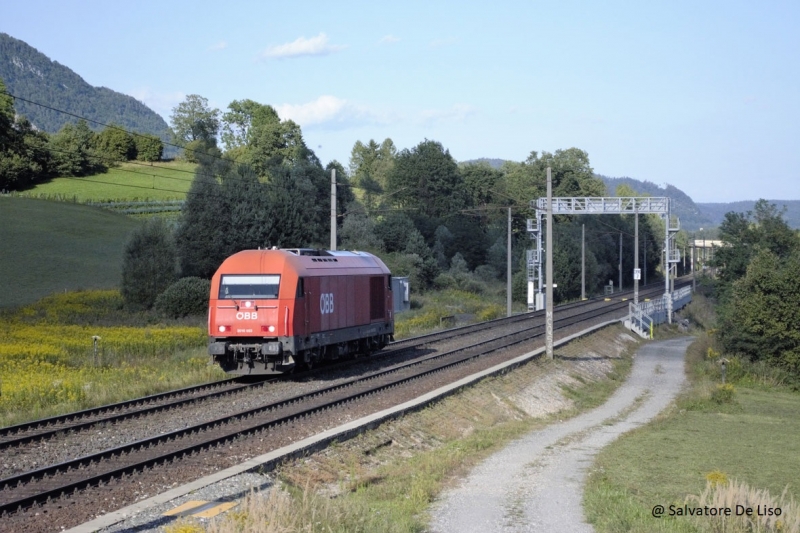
219,275,280,299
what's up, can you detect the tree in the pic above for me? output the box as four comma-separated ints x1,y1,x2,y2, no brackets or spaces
375,212,417,253
0,77,13,143
1,76,53,189
94,124,136,162
121,218,178,309
49,120,103,176
385,139,467,219
220,99,310,173
170,94,220,146
349,138,396,190
719,249,800,377
713,199,799,295
0,115,52,190
500,148,604,209
176,166,229,278
220,99,280,151
134,133,163,162
265,163,323,247
340,211,384,252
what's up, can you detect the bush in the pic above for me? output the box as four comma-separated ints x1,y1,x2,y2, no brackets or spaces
155,277,211,318
474,264,499,283
711,383,735,404
477,304,503,321
121,218,178,310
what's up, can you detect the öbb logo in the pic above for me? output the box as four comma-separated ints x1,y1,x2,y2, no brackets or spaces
236,311,258,320
320,293,335,314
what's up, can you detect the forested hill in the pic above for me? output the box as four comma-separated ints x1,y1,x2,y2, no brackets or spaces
598,175,711,230
462,160,713,230
0,33,170,140
697,200,800,229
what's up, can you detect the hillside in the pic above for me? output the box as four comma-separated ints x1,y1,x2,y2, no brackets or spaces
697,200,800,229
461,158,506,169
0,197,141,309
598,175,712,230
0,33,170,141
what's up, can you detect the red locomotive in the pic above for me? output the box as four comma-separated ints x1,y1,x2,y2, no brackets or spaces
208,248,394,374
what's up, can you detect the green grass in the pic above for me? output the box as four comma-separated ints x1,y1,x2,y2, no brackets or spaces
584,333,800,532
0,197,141,309
394,286,523,338
0,290,223,427
21,160,197,201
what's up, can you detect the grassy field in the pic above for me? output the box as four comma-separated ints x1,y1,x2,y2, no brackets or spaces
0,290,223,427
0,196,142,309
393,287,510,339
20,160,197,201
584,297,800,533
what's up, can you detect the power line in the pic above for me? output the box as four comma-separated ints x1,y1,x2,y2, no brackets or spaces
4,91,231,165
2,88,399,200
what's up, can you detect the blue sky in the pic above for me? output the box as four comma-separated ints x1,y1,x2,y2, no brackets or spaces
2,0,798,202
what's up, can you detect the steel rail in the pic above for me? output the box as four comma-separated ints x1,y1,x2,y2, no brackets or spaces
0,279,687,450
0,294,646,515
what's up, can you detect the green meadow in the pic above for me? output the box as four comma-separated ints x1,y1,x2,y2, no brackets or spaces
22,160,197,201
0,196,141,308
584,300,800,533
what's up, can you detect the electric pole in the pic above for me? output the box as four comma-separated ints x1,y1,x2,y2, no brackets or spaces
507,207,512,317
546,167,554,360
581,223,585,300
330,168,337,250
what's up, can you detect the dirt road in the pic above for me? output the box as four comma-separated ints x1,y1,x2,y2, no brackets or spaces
429,337,692,532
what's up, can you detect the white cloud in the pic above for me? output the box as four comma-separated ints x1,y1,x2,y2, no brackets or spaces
208,40,228,51
380,35,400,44
419,104,477,124
129,88,186,119
276,95,389,129
262,33,346,59
277,95,347,125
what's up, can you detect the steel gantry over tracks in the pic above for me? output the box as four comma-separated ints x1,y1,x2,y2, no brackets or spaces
527,196,682,323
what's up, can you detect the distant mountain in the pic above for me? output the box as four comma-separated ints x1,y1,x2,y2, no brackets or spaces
460,158,507,169
0,33,170,143
598,176,712,230
697,200,800,230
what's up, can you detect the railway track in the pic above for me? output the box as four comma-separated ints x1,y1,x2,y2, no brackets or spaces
0,280,672,451
0,281,687,518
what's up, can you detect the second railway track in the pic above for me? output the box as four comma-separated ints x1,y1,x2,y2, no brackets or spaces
0,281,688,529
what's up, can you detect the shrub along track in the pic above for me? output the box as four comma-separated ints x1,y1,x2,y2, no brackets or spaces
0,282,685,532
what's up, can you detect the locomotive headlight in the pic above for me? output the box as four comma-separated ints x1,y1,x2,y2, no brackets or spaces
218,325,231,333
269,325,275,332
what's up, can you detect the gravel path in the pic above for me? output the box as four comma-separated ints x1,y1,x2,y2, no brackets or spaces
429,336,692,533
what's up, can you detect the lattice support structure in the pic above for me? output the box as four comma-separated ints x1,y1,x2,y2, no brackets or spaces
527,197,680,323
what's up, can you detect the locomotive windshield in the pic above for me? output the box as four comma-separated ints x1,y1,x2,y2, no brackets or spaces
219,275,280,299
